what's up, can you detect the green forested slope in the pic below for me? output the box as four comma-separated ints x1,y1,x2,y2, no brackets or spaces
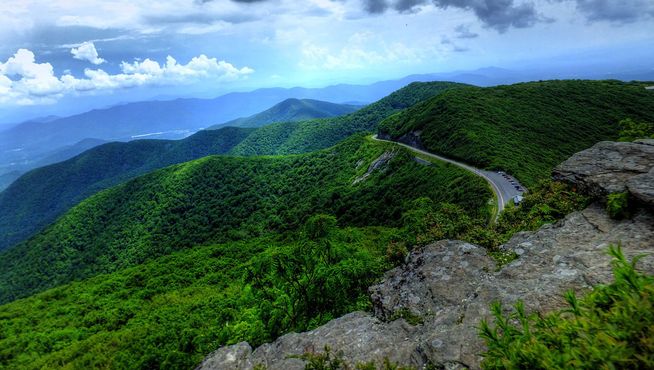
378,80,654,186
230,81,466,155
0,134,491,304
0,127,254,251
0,226,394,370
208,98,361,129
0,82,462,252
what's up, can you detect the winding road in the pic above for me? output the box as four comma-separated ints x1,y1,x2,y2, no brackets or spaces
371,135,525,221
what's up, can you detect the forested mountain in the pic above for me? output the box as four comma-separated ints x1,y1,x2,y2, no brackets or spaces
0,134,491,304
0,73,453,180
0,138,108,191
0,127,254,251
0,81,462,251
208,99,360,129
378,80,654,185
229,81,466,155
0,171,22,191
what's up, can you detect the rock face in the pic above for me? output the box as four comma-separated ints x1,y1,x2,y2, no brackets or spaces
628,168,654,207
198,141,654,370
553,140,654,199
198,205,654,370
353,151,397,185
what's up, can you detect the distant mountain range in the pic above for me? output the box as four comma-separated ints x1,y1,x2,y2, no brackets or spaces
0,137,109,191
0,98,358,190
0,127,254,251
0,81,461,252
208,99,361,130
0,74,456,189
3,66,652,190
3,79,650,253
0,73,451,152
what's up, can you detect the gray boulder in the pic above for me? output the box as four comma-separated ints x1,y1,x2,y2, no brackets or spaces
628,168,654,207
552,140,654,198
196,312,422,370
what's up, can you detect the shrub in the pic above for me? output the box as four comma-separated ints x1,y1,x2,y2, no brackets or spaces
617,118,654,142
479,245,654,369
607,192,630,219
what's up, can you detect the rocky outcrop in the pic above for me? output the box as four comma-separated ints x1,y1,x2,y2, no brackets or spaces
353,151,397,184
553,140,654,199
198,141,654,370
198,204,654,370
200,313,424,370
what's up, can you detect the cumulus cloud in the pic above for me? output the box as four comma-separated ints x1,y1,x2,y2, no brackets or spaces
0,49,63,104
71,41,105,65
0,49,253,106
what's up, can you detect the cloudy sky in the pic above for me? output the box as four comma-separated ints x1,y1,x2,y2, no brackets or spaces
0,0,653,120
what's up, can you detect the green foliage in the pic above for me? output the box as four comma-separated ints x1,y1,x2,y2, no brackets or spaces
487,250,519,270
0,134,491,304
379,80,654,186
495,181,590,237
389,308,424,326
479,245,654,369
0,226,396,370
400,198,477,246
397,182,589,267
299,347,347,370
229,82,465,156
0,127,254,251
246,215,387,337
617,118,654,142
607,192,631,220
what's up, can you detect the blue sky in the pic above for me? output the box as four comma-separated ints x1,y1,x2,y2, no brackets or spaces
0,0,653,121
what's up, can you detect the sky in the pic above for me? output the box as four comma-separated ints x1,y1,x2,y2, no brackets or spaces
0,0,653,122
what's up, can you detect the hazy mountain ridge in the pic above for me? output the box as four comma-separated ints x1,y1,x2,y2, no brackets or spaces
0,82,461,251
0,74,453,189
229,81,467,156
209,99,361,129
0,127,254,251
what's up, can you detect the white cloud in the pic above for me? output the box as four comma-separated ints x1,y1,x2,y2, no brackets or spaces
71,41,105,65
299,31,437,70
0,48,254,106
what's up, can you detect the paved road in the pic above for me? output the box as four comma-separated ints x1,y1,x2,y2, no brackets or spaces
371,135,525,221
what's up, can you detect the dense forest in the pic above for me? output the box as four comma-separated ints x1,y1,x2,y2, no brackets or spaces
378,80,654,185
0,174,594,370
229,81,466,155
0,134,491,304
0,127,254,251
0,224,397,369
0,82,462,252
